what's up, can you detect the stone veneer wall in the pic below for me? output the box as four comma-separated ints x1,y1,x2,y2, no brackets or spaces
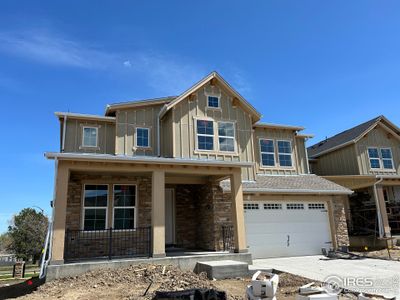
331,195,350,247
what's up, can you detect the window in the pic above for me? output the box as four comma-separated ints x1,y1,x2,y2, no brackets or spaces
136,128,150,148
218,122,235,152
244,203,259,210
278,140,293,167
308,203,325,210
207,96,220,108
381,148,394,169
368,148,381,169
286,203,304,210
260,139,275,167
83,185,108,231
264,203,282,210
197,120,214,150
82,127,98,147
113,185,136,230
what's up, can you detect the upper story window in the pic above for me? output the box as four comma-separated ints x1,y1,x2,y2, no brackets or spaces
368,147,394,170
207,96,220,108
83,185,108,231
260,139,275,167
113,185,136,230
218,122,235,152
277,140,293,167
197,120,214,151
136,127,150,148
82,126,98,147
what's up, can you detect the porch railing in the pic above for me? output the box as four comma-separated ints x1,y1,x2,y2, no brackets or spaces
221,225,235,252
64,227,151,262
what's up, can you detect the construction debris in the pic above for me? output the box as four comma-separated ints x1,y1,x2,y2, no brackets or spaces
246,271,279,300
295,282,338,300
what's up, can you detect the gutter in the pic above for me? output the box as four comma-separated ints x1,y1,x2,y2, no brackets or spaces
222,188,353,195
373,176,385,238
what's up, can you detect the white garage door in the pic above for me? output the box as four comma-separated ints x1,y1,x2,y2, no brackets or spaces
244,201,332,258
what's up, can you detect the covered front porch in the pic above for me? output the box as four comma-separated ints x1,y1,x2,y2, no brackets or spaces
47,153,251,264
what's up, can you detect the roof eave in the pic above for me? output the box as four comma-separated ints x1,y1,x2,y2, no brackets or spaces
223,188,353,195
55,112,116,123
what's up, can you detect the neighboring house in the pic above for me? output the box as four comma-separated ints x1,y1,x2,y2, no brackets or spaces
46,71,351,266
308,115,400,243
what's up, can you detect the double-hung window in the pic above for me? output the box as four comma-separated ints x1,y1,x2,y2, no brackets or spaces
136,127,150,148
82,127,98,147
381,148,394,170
218,122,235,152
83,185,108,231
277,140,293,167
197,120,214,151
260,139,275,167
368,148,380,169
207,96,220,108
113,185,136,230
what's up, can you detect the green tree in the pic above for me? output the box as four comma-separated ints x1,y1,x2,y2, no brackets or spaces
0,232,12,253
7,208,48,263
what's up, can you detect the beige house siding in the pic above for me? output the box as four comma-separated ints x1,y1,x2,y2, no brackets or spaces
169,82,255,181
115,105,164,156
62,118,115,154
161,110,173,157
356,126,400,175
295,137,309,174
312,144,359,176
254,127,301,175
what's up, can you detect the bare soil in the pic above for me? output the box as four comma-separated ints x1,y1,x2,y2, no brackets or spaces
12,264,358,300
353,247,400,261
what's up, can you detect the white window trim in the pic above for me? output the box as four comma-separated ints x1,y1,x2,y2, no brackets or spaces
135,127,151,149
81,184,109,231
206,95,221,110
217,121,236,153
82,126,99,148
259,138,276,168
277,140,294,168
380,147,395,170
195,118,215,152
112,184,137,231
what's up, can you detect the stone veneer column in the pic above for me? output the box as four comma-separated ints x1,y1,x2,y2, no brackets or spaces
331,195,350,247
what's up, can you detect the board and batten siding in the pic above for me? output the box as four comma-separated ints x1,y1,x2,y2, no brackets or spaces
311,144,359,176
254,127,306,175
115,104,163,156
356,126,400,175
62,118,115,154
168,82,256,181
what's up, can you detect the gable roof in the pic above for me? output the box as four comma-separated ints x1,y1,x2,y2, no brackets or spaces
159,71,262,122
308,115,400,158
105,96,176,115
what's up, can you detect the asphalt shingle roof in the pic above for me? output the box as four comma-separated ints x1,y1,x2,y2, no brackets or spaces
220,174,352,194
307,116,382,158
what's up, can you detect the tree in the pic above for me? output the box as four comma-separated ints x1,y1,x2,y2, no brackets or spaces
7,208,48,263
0,232,12,253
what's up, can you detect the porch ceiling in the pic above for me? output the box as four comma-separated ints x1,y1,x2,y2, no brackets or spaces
324,175,400,190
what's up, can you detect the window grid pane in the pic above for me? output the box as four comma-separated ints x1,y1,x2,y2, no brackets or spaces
244,203,259,210
218,122,235,152
287,203,304,210
113,185,136,230
136,128,149,147
260,139,275,167
277,141,292,167
278,141,291,154
383,159,393,169
208,96,219,108
197,120,214,150
83,127,97,147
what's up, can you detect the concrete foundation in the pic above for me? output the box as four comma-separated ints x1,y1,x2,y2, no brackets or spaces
196,260,249,279
46,252,252,281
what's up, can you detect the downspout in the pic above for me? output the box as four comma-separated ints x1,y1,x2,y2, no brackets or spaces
61,115,67,152
373,176,385,238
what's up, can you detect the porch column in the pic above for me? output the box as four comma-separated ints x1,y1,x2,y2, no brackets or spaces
376,185,391,237
230,169,247,253
152,169,166,257
50,163,70,264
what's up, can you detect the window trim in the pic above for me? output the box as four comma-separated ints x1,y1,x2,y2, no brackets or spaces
217,121,236,153
277,139,294,168
82,126,99,148
206,95,221,110
135,127,151,149
259,138,276,168
195,118,215,152
112,184,137,231
81,184,109,231
380,147,395,170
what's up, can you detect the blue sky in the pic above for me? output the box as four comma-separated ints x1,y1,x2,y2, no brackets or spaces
1,1,400,233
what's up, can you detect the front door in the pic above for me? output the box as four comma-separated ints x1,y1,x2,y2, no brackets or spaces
165,188,175,245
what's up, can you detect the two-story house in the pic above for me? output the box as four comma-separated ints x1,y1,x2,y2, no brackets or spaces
45,72,351,272
308,116,400,246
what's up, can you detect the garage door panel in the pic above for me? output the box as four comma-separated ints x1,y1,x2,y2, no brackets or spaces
244,200,331,259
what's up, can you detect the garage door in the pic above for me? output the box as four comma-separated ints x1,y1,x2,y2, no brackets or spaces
244,201,332,258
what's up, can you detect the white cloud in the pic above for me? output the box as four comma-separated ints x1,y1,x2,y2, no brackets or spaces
123,60,132,68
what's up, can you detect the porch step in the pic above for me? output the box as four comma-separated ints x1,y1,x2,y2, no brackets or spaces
196,260,249,279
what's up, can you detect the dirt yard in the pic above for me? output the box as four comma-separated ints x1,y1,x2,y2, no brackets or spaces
11,264,358,300
353,247,400,261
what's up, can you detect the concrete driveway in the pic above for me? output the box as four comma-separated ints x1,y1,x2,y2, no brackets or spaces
252,255,400,299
